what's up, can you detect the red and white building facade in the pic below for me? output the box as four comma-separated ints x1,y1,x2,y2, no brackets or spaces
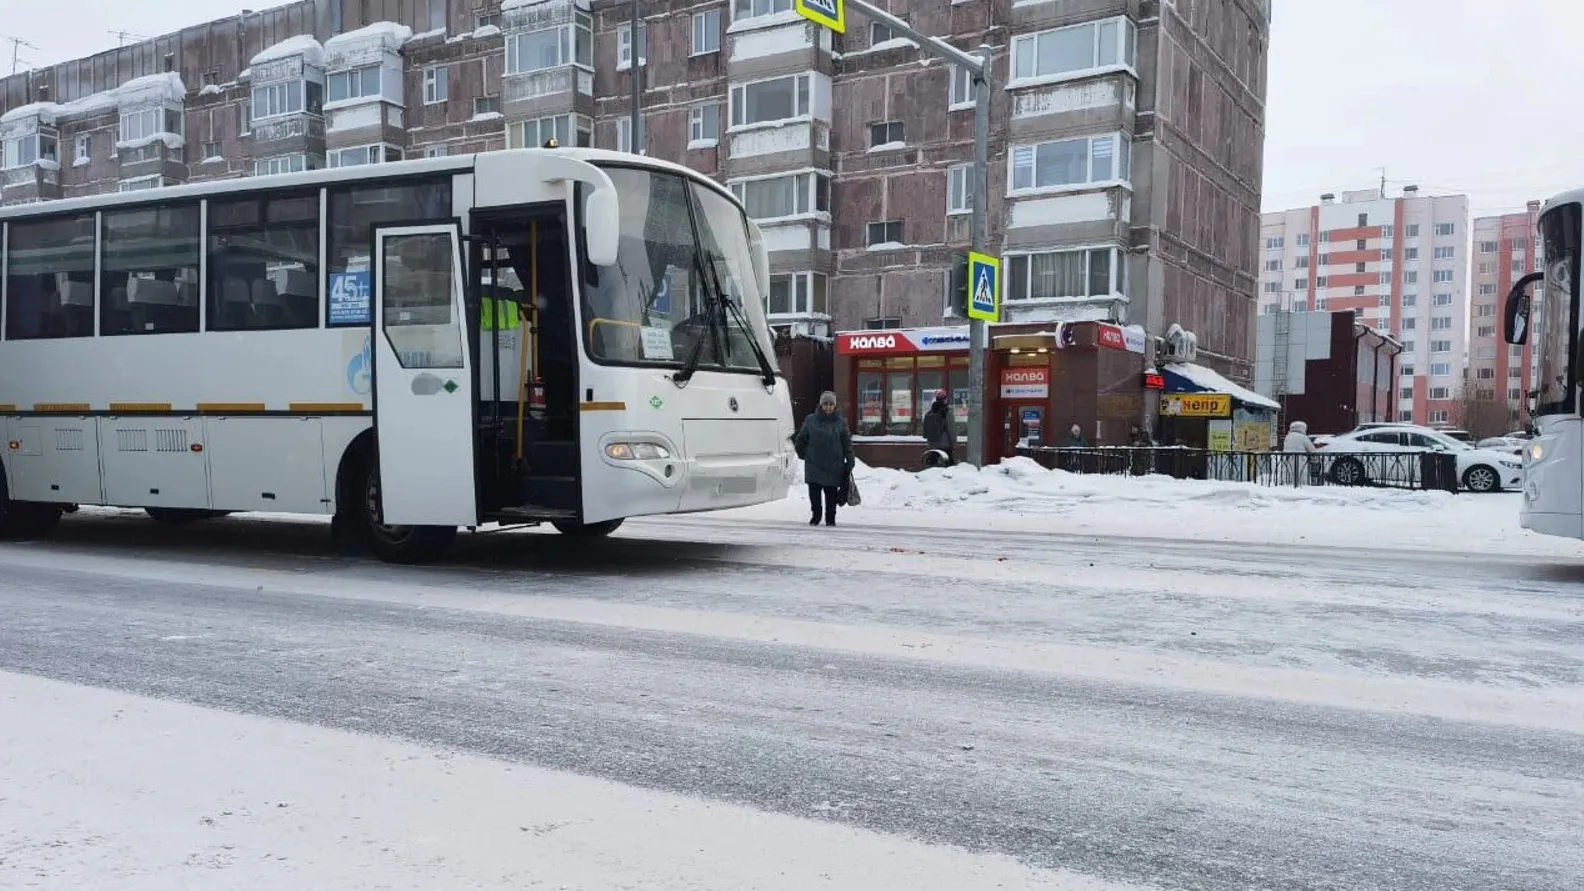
1470,201,1543,426
1260,187,1470,426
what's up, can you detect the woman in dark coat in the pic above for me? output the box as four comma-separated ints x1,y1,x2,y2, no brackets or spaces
794,390,855,526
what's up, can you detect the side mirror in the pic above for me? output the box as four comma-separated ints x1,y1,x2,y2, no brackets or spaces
583,188,620,267
1504,272,1543,345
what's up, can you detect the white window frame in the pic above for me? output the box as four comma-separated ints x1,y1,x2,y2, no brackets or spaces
1432,269,1453,283
254,154,307,176
1434,222,1455,236
74,133,90,163
688,103,720,147
327,143,402,168
1429,386,1452,400
424,144,450,158
1433,245,1455,259
1006,245,1122,303
1430,316,1453,330
505,114,590,149
949,64,974,108
732,0,794,21
1008,132,1130,194
1432,292,1453,306
947,163,972,215
1010,16,1138,86
117,174,163,192
505,11,593,75
618,115,646,154
692,10,722,55
423,66,448,104
729,73,812,128
250,80,306,121
618,22,648,70
1296,233,1310,247
1430,340,1452,354
327,65,383,104
766,271,829,318
728,170,829,221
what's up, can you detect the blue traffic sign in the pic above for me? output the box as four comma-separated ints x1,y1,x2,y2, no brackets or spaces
795,0,846,34
967,251,999,322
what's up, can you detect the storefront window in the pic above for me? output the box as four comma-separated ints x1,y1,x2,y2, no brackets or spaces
886,358,914,435
917,356,945,426
856,361,885,435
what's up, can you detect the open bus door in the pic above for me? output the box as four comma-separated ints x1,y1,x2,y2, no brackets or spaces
370,223,480,526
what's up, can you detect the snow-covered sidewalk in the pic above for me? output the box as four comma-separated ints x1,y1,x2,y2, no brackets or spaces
0,671,1144,891
721,457,1572,558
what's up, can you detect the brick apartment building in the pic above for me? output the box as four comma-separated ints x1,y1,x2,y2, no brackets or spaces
1259,188,1471,427
1470,202,1542,428
0,0,1270,379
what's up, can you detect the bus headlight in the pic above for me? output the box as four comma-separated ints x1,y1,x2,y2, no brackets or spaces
605,442,671,461
1530,442,1545,462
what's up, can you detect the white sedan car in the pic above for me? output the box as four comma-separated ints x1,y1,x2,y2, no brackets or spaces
1316,425,1524,493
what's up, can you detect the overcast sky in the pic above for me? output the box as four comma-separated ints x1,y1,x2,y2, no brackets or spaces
6,0,1576,218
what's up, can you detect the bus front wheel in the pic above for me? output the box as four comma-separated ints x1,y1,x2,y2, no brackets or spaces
357,458,456,564
551,519,624,538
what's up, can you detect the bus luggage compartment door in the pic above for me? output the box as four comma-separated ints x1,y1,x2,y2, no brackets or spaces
370,223,479,527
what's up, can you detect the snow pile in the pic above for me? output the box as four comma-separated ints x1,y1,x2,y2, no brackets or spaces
115,72,186,107
250,34,325,69
0,102,57,125
1164,361,1279,410
324,21,413,70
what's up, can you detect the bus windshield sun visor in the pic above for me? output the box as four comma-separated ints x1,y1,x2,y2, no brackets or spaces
533,154,620,266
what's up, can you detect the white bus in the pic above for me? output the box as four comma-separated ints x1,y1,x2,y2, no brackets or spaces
1503,187,1582,540
0,148,796,562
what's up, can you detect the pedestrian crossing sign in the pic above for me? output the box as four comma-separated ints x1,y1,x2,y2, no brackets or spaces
795,0,846,34
967,251,1000,322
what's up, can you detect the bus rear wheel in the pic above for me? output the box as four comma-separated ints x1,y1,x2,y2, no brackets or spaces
0,501,64,540
357,458,456,564
551,518,624,538
145,507,232,525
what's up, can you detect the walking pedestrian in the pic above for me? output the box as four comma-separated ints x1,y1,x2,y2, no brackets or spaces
922,389,956,467
794,390,856,526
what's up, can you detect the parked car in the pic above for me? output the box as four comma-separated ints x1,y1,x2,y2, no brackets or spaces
1317,425,1524,492
1477,436,1526,455
1430,426,1478,444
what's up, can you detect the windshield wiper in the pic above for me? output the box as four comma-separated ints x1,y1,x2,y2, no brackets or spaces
671,273,717,386
700,253,776,388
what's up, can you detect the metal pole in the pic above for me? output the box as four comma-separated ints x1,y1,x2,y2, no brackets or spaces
629,0,641,153
966,44,993,467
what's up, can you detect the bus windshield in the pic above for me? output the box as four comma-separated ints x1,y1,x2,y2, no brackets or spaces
1534,203,1580,417
580,165,779,375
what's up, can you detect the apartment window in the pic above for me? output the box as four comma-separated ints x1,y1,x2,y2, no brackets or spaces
1401,340,1416,353
1011,16,1138,82
1406,224,1420,237
1009,133,1129,192
427,0,447,31
1475,304,1495,317
423,66,448,104
1478,283,1495,295
1377,295,1390,308
1401,366,1415,377
869,120,904,148
251,80,315,121
618,115,646,154
1432,292,1453,306
239,100,252,133
1430,316,1452,330
1511,259,1524,274
949,64,974,107
1404,270,1419,284
1476,326,1495,339
870,21,897,44
1378,272,1390,285
1318,252,1330,264
1294,255,1308,269
1399,387,1414,401
1402,293,1417,307
1403,247,1419,260
1478,240,1497,253
947,163,972,214
864,316,902,330
506,114,591,149
73,134,90,163
730,73,811,127
734,0,793,18
1434,223,1455,236
867,220,904,247
1008,248,1115,301
328,65,381,103
329,144,402,167
1382,225,1394,238
1510,344,1523,359
474,95,502,117
692,10,721,54
254,154,307,176
100,203,202,336
1508,387,1524,401
1315,276,1327,287
1509,367,1523,379
1477,262,1494,274
767,272,829,316
1476,365,1495,377
1355,262,1366,273
1265,236,1284,249
1263,259,1282,272
1293,277,1307,290
1433,245,1455,260
476,12,501,30
424,145,450,158
203,141,221,159
688,104,720,145
1262,282,1280,294
1296,233,1309,247
1293,300,1308,313
1402,318,1416,330
730,172,829,220
1431,340,1452,353
505,10,593,74
1432,269,1453,283
1356,239,1367,251
1352,285,1365,296
1357,213,1369,226
119,107,183,144
1430,386,1451,400
1399,410,1414,423
618,22,648,68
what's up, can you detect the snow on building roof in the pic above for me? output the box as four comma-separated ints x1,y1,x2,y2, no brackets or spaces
250,34,325,68
115,72,187,107
0,102,57,125
0,72,185,127
1164,362,1281,411
325,21,414,55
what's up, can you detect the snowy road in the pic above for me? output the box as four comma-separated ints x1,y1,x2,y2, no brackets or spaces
2,509,1583,890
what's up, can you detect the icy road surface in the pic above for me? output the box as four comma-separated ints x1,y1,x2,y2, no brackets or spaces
1,508,1582,890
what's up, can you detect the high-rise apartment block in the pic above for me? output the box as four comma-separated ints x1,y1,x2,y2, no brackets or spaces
1259,188,1470,426
0,0,1270,377
1470,202,1542,427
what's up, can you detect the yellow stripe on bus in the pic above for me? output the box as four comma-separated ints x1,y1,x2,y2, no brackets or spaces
32,403,91,413
109,402,173,413
579,401,626,412
196,402,268,413
0,404,15,413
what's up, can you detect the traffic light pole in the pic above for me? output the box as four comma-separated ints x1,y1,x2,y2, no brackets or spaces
841,0,994,465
